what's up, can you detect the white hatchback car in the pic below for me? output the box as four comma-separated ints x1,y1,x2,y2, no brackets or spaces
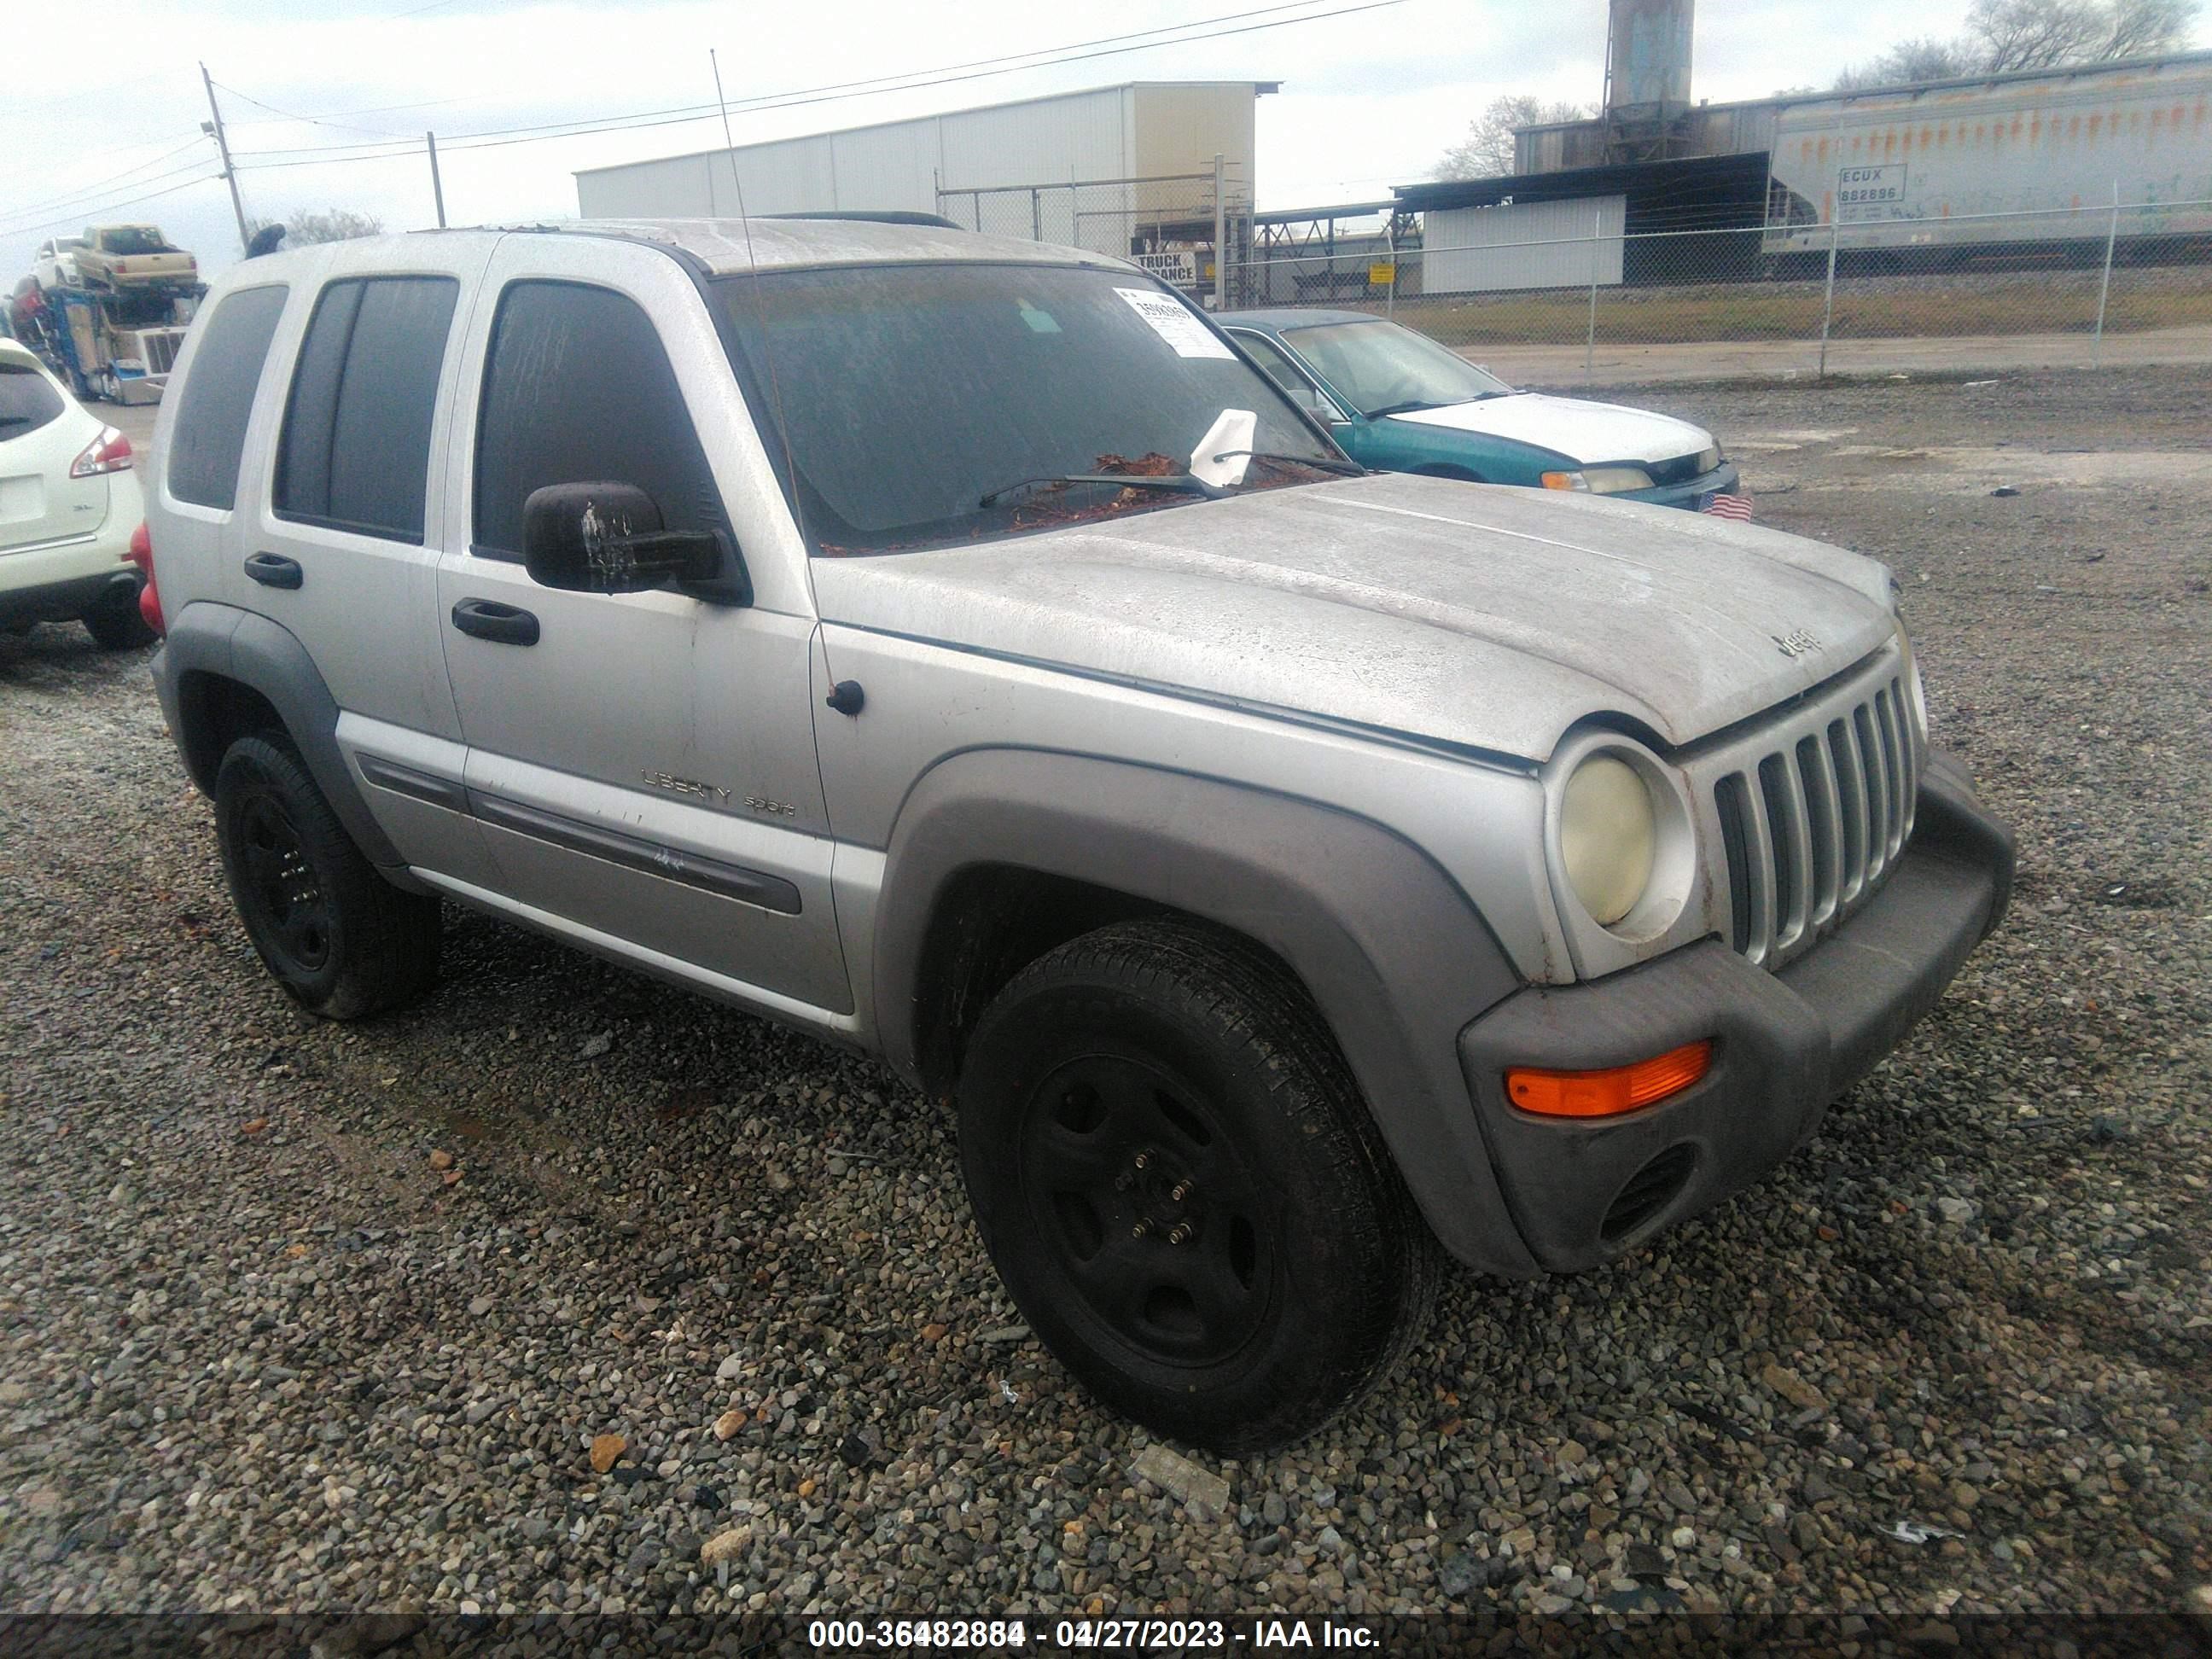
0,337,151,648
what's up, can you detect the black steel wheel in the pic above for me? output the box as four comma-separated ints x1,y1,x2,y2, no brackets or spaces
1018,1050,1276,1369
233,791,334,974
958,917,1438,1453
213,733,440,1019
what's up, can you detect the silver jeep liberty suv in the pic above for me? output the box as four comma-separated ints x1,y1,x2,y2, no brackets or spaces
144,218,2012,1452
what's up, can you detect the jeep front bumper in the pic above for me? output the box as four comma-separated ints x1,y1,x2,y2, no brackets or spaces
1456,748,2013,1272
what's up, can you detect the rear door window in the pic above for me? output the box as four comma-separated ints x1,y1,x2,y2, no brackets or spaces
0,356,65,443
167,284,288,510
276,276,459,543
471,280,721,561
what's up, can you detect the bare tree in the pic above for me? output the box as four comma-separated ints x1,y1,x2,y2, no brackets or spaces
2092,0,2199,55
1833,38,1980,90
1834,0,2196,86
1434,95,1595,180
1971,0,2110,69
245,208,386,247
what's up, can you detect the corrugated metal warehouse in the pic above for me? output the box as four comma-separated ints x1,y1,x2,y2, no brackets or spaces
573,81,1272,259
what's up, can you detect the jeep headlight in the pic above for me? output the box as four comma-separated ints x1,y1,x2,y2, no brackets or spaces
1559,755,1657,925
1540,466,1654,495
1545,732,1701,958
1695,444,1722,474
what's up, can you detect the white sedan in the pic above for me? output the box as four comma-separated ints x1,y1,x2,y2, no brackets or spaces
0,337,151,648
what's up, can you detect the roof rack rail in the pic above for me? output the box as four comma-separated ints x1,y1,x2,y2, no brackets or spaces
764,210,966,230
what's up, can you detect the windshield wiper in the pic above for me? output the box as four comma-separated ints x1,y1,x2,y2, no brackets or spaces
979,471,1226,509
1208,451,1364,478
1364,399,1445,418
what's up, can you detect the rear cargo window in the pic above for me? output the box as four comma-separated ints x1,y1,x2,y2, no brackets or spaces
167,284,288,511
276,276,459,544
0,356,66,442
470,280,722,561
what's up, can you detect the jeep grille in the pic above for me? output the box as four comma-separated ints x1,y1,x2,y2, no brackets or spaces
1713,671,1919,969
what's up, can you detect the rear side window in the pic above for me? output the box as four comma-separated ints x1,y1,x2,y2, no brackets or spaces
276,276,459,544
0,356,65,442
167,285,288,510
472,280,721,560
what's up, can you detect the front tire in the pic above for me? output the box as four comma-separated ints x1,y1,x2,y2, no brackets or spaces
213,733,439,1019
958,918,1438,1454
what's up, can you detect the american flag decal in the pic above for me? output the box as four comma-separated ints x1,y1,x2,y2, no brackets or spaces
1702,492,1755,522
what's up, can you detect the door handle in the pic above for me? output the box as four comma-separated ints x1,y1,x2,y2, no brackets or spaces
243,551,303,590
450,597,540,646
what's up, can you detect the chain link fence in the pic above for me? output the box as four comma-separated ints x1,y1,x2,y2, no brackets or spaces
1221,197,2212,384
939,168,1250,302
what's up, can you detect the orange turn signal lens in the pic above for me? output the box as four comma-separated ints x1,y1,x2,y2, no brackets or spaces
1505,1040,1713,1119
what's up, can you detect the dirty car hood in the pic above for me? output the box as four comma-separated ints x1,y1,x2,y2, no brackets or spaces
811,473,1899,762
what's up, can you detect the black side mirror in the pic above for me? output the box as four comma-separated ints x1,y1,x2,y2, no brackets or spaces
521,481,750,606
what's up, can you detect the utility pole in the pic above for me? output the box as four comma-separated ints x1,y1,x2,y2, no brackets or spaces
200,63,252,256
427,131,447,229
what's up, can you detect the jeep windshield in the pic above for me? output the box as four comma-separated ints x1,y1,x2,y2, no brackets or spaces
714,263,1348,555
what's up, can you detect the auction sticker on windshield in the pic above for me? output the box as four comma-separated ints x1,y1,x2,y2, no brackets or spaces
1116,287,1234,359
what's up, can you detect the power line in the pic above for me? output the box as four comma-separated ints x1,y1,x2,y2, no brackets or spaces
224,0,1295,164
0,159,216,236
224,90,474,126
212,79,413,141
236,0,1369,160
0,174,223,242
0,137,209,223
226,0,1402,169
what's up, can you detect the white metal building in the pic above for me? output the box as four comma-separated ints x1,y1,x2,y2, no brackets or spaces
573,81,1273,258
1424,197,1627,294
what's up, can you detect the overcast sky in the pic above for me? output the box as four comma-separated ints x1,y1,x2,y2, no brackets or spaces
4,0,2204,282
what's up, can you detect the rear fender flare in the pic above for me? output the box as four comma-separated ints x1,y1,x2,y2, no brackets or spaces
153,600,412,878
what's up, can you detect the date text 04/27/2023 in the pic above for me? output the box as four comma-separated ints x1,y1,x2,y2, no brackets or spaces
804,1618,1383,1650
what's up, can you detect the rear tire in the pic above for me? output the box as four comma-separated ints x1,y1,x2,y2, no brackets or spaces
82,585,155,650
957,917,1438,1454
213,733,439,1019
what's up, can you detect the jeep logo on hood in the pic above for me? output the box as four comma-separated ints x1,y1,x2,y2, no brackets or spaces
1772,627,1822,659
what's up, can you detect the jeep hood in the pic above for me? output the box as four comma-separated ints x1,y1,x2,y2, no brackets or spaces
809,473,1899,763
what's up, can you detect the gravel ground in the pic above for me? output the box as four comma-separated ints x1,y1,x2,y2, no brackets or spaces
0,366,2206,1620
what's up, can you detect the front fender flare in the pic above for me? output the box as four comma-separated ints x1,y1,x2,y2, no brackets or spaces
872,748,1540,1276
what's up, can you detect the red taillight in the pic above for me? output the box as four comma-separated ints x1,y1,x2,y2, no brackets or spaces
71,426,133,477
128,521,164,637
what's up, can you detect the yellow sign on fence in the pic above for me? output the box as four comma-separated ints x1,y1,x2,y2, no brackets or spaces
1368,261,1397,286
